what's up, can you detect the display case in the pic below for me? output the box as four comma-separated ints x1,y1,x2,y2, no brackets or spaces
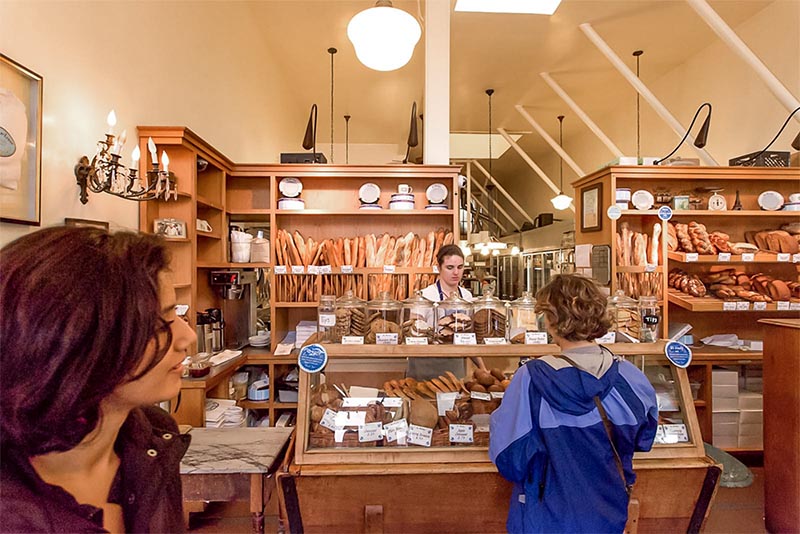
521,247,574,296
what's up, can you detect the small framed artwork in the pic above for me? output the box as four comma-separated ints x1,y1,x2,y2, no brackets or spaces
1,54,43,226
154,217,187,238
65,217,109,230
581,183,603,232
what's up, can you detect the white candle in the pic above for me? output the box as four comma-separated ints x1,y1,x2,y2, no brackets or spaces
106,110,117,135
131,145,140,168
147,137,157,164
161,150,169,174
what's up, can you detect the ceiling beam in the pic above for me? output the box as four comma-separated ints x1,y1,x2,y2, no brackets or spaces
471,158,540,223
515,105,586,177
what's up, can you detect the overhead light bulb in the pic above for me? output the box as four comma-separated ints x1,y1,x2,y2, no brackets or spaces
347,1,421,72
551,193,572,210
492,249,500,256
481,246,490,256
511,245,520,255
460,244,472,257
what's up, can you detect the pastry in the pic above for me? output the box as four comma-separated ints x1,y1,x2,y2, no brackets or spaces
675,223,695,252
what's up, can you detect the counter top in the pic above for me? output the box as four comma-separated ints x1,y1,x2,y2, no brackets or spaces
758,318,800,330
180,427,293,474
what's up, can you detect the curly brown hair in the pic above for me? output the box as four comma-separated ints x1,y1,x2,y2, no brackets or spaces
534,274,611,342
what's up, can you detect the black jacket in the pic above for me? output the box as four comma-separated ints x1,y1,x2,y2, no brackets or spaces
1,406,190,533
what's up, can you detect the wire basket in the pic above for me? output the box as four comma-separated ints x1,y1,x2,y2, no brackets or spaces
729,151,789,167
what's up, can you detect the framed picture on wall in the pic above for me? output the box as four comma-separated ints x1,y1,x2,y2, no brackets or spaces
0,54,42,226
581,183,602,232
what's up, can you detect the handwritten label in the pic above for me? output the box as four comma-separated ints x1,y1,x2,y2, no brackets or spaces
470,391,492,401
645,263,657,272
408,424,433,447
318,313,336,327
777,301,790,311
718,253,731,262
274,266,287,274
449,424,474,443
596,332,616,344
753,302,767,311
484,337,506,345
319,265,332,274
307,265,319,275
341,265,353,274
490,391,505,399
291,265,305,274
791,302,800,311
655,424,689,444
376,333,399,345
405,337,429,345
383,265,396,273
793,253,800,264
432,265,439,274
454,333,477,345
342,397,402,408
436,391,459,416
320,409,339,431
686,253,699,262
777,253,790,263
525,332,549,345
358,422,383,442
741,253,755,262
342,336,364,345
385,419,408,444
736,301,750,311
723,302,737,311
334,428,346,442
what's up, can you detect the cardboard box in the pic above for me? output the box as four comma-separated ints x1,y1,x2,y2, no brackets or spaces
738,435,763,449
713,435,738,449
713,411,739,425
712,397,739,411
738,392,763,410
712,384,738,398
741,379,763,393
739,410,763,425
712,369,738,386
712,421,738,436
738,422,763,437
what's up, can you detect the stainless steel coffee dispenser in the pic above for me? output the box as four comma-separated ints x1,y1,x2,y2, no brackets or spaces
210,270,257,349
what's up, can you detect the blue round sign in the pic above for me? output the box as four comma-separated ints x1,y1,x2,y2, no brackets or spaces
298,343,328,373
658,205,673,221
665,341,692,368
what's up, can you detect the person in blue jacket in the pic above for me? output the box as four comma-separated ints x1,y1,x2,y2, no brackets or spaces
490,274,658,533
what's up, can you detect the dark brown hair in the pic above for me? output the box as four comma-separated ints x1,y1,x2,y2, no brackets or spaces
0,226,172,455
534,274,611,342
436,244,464,266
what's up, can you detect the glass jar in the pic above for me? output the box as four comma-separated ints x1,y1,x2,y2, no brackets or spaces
508,291,543,344
638,295,661,342
317,295,337,342
472,289,508,343
401,291,435,344
333,290,367,342
607,290,640,341
436,292,473,344
365,291,403,344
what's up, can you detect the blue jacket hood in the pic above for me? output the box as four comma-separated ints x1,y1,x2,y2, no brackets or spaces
526,357,620,416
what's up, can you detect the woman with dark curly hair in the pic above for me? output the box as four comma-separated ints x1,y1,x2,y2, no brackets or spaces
0,226,196,533
489,274,657,533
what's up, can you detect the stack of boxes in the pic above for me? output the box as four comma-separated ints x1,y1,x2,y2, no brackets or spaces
738,366,763,449
711,367,764,449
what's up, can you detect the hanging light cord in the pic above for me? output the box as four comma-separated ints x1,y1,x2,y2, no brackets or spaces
486,88,496,235
633,50,643,160
558,115,564,191
344,115,351,164
329,47,337,163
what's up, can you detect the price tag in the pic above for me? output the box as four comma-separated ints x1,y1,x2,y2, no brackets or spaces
408,424,433,447
470,391,492,401
307,265,319,274
777,253,790,262
405,337,429,345
376,333,399,345
484,337,506,345
342,336,364,345
274,266,287,274
753,302,767,311
723,302,737,311
358,422,383,442
607,205,622,220
318,313,336,327
490,391,505,399
436,391,459,416
777,301,790,311
341,265,353,274
736,301,750,311
432,265,439,274
686,253,699,262
718,253,731,262
791,302,800,311
320,409,339,431
645,263,657,272
449,424,474,443
794,253,800,264
595,332,616,344
385,419,408,444
342,397,402,408
741,253,755,262
454,333,477,345
319,265,332,274
383,265,396,273
525,332,549,345
656,424,689,444
334,428,346,443
291,265,305,274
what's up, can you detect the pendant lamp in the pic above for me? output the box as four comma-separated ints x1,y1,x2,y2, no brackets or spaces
347,0,422,72
551,115,572,210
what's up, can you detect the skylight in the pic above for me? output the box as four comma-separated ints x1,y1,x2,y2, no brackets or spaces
454,0,562,15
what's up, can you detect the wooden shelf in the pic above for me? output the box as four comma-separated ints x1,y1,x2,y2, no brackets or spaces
173,283,192,289
274,402,298,408
196,195,223,210
693,400,707,408
196,230,221,240
197,262,271,269
275,302,317,308
273,267,438,275
669,210,800,217
227,209,272,221
162,236,191,243
616,265,664,273
238,399,269,409
690,346,763,362
668,251,796,263
276,209,454,216
668,289,798,312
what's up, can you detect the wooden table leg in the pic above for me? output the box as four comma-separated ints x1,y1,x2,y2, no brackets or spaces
250,473,265,534
364,505,384,534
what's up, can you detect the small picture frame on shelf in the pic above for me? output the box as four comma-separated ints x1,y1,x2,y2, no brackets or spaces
154,217,187,238
581,183,603,232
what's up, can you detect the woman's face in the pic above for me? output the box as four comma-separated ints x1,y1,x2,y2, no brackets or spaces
108,272,196,409
439,254,465,287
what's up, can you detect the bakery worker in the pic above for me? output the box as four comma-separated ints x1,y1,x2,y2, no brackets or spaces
408,244,479,380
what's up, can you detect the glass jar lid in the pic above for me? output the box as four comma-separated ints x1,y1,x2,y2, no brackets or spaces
510,291,536,309
336,289,365,307
402,290,435,310
608,289,637,308
438,290,473,310
368,290,402,310
473,288,505,309
638,295,659,307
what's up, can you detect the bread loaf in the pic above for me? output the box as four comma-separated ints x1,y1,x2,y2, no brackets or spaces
666,223,679,252
675,223,695,252
650,223,661,265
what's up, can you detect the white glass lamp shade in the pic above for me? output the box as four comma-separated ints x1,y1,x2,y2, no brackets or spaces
347,4,422,72
551,193,572,210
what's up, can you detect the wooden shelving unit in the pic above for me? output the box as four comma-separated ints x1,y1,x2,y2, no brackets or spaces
668,289,799,312
668,251,797,263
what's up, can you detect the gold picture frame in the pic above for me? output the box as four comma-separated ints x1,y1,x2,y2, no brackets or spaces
581,183,603,232
0,54,43,226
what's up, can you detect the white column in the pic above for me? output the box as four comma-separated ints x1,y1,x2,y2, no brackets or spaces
687,0,800,122
515,105,585,177
580,23,719,166
424,0,450,163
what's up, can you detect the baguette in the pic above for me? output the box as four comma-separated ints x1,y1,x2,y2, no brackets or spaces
444,231,454,246
343,237,351,266
650,223,661,265
294,231,307,264
425,231,436,266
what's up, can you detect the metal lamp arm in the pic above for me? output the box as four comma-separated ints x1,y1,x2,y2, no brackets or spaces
746,106,800,165
655,102,711,165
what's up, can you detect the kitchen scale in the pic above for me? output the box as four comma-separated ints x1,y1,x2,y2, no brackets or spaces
708,189,727,211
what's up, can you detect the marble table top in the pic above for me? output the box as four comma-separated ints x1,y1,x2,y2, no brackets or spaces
180,427,294,475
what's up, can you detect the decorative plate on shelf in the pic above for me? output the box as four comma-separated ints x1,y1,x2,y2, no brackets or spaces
279,177,303,198
632,190,655,210
359,182,381,204
426,183,448,204
758,190,784,211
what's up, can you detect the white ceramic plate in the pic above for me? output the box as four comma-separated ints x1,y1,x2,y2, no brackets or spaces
389,200,415,210
390,193,415,202
278,177,302,198
425,204,449,210
359,182,381,204
782,202,800,211
632,189,654,210
359,203,383,210
277,198,305,210
758,190,784,211
426,183,448,204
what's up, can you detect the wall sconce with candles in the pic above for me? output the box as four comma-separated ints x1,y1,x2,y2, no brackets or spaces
74,110,176,204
